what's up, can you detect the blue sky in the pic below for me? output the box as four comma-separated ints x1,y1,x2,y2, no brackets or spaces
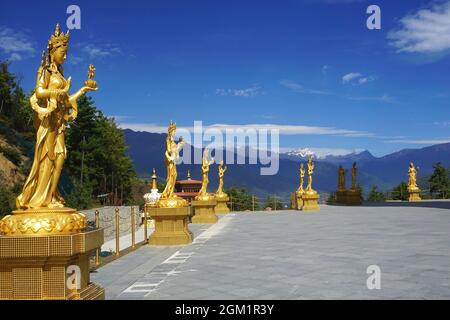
1,0,449,157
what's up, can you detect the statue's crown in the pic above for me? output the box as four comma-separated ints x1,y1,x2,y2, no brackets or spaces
168,120,177,134
48,23,69,51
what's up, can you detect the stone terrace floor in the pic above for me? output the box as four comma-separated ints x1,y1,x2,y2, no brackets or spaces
91,203,450,299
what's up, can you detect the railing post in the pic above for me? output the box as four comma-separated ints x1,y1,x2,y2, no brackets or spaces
252,196,255,212
115,207,120,257
95,210,100,267
131,206,136,249
144,207,148,244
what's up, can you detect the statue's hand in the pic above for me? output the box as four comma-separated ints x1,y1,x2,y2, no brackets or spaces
81,86,98,94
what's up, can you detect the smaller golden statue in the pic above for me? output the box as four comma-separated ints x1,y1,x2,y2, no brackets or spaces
351,162,357,191
84,64,97,89
306,157,315,193
408,162,418,190
195,149,215,201
215,160,228,199
408,162,421,201
338,165,346,191
302,156,320,211
296,163,305,194
156,121,187,208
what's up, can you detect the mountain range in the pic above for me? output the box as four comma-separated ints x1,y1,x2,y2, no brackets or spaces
123,129,450,200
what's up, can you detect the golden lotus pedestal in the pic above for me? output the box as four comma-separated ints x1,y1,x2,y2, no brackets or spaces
302,191,320,211
0,228,104,300
214,196,230,214
346,190,362,205
192,200,218,224
147,206,193,245
408,188,422,202
295,192,304,210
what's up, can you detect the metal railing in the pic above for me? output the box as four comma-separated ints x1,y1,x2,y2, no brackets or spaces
93,206,150,269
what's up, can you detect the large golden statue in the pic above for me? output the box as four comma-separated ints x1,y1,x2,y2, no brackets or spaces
215,160,228,198
0,23,104,300
0,24,97,236
157,121,187,208
195,149,215,201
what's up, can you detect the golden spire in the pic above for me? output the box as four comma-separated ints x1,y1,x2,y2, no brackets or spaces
151,168,157,190
187,170,191,180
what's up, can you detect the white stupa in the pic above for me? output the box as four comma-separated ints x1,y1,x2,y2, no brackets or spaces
144,168,161,206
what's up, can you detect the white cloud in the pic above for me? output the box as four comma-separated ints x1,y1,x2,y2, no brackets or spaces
347,94,396,104
118,122,373,137
387,138,450,144
216,85,262,97
388,1,450,53
434,121,450,127
280,80,330,95
342,72,374,85
81,44,121,59
342,72,361,83
0,26,35,61
281,147,366,159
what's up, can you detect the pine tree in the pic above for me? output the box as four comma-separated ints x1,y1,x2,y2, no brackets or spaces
429,162,449,199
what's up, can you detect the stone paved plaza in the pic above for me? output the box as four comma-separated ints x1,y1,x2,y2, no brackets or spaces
91,203,450,299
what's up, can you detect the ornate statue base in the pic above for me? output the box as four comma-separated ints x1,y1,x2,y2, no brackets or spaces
147,197,193,245
0,207,86,236
295,191,304,210
345,189,362,205
408,188,422,202
0,220,104,300
191,195,218,224
214,194,230,214
335,190,347,204
302,190,320,211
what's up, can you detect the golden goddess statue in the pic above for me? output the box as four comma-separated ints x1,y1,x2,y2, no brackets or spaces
408,162,419,191
296,163,305,194
338,165,346,191
215,160,228,199
195,149,215,201
156,121,188,208
351,162,357,190
0,24,98,235
306,157,315,193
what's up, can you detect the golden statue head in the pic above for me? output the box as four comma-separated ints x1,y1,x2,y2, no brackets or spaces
47,23,70,65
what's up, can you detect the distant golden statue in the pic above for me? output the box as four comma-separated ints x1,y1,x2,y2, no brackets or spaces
351,162,357,190
0,23,98,235
215,160,228,198
296,163,305,194
196,149,215,201
157,121,187,208
408,162,418,190
17,24,97,210
338,165,346,191
306,157,315,192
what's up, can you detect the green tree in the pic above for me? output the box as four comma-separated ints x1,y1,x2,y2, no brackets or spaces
226,187,258,211
367,186,386,202
429,162,450,199
64,96,136,206
263,196,284,210
391,182,408,201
